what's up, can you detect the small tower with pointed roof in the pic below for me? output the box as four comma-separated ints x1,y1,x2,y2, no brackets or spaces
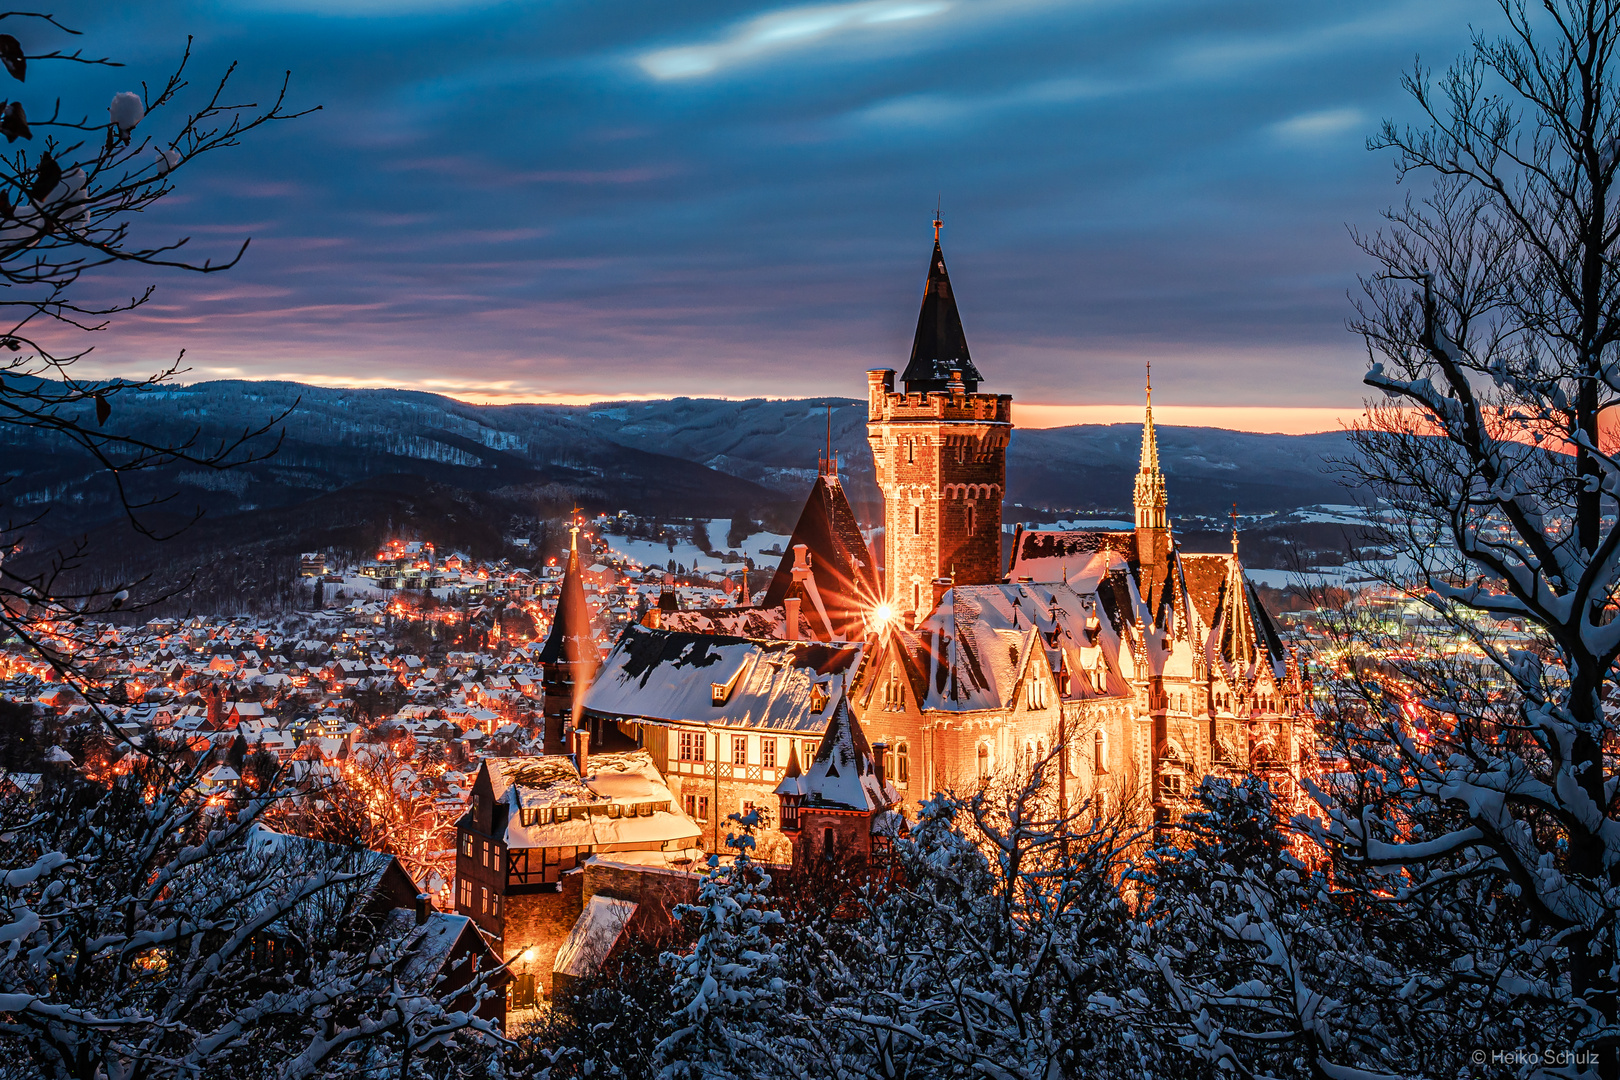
867,217,1013,620
774,691,901,870
539,513,598,754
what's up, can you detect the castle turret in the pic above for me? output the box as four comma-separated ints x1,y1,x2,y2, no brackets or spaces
868,218,1012,618
775,692,899,870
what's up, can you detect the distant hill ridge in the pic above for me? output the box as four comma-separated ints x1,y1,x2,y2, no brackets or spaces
6,380,1357,604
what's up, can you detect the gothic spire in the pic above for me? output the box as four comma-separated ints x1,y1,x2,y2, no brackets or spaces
538,514,596,679
1217,518,1258,671
901,219,982,394
1134,365,1169,537
1139,363,1160,472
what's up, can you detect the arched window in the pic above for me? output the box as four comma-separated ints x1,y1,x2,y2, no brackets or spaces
977,743,991,781
913,506,922,535
912,581,922,612
907,438,916,464
893,741,909,785
966,503,976,534
822,828,836,860
1094,729,1108,774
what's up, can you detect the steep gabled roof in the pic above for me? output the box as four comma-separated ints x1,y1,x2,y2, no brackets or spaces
902,238,983,394
763,473,880,641
802,694,897,812
538,541,597,686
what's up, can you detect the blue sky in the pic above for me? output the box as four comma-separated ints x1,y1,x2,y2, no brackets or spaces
39,0,1485,417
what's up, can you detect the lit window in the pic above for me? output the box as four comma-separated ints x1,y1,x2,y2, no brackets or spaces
493,846,501,873
461,832,473,858
679,731,705,762
459,880,471,909
479,886,488,914
491,893,501,916
894,741,909,785
481,841,490,868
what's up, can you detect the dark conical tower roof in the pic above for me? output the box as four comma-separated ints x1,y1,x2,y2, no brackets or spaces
763,471,880,640
538,539,597,684
902,236,982,394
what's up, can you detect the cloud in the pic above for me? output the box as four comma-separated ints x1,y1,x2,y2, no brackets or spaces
1270,107,1368,143
638,0,951,79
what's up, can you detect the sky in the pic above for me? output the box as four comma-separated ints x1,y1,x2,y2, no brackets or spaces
33,0,1490,430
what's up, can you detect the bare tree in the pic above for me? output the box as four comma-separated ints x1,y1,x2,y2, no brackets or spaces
1342,0,1620,1070
0,12,312,729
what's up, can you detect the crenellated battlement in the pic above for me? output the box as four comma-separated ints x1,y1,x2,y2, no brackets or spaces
866,369,1012,426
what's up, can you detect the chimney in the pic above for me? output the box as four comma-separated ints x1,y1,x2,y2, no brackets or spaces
931,576,952,611
790,544,812,586
903,609,916,631
415,893,429,926
872,741,888,789
571,725,590,777
783,597,801,640
947,368,965,395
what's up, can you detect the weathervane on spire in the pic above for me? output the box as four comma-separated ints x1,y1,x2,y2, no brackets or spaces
570,506,582,552
933,196,942,242
1230,503,1240,553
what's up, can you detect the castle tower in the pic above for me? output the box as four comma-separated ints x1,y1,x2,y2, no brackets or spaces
1134,366,1172,613
867,220,1013,618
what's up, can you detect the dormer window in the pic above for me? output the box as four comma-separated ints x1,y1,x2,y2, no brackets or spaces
810,682,829,713
711,682,728,705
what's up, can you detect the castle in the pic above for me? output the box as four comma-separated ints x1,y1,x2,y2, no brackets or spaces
457,223,1315,972
574,219,1313,856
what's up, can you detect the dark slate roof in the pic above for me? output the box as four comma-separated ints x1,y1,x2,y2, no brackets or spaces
763,473,880,640
539,544,597,682
902,239,983,393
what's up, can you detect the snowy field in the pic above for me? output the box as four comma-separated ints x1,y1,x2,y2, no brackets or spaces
604,519,793,573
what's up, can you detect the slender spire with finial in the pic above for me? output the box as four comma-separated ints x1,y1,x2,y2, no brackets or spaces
1139,362,1160,472
1134,364,1167,534
1231,503,1240,553
934,196,942,242
570,505,581,552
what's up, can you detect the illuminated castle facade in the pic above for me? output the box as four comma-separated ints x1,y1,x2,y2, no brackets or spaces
575,222,1313,858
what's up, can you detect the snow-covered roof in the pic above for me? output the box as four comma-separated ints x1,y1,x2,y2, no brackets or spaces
800,695,898,813
480,750,704,852
582,623,860,733
553,894,636,979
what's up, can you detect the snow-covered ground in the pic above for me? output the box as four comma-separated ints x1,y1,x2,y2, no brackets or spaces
603,519,793,573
